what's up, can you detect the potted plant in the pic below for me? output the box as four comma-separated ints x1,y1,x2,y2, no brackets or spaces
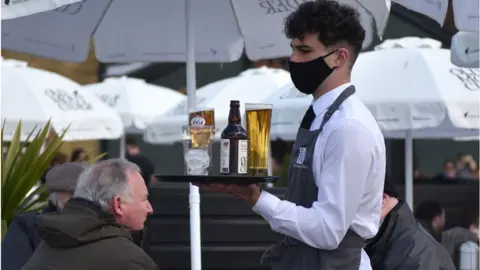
1,120,66,239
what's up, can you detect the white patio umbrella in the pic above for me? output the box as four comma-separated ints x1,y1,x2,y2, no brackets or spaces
392,0,479,68
352,48,480,209
393,0,479,32
84,76,185,158
144,67,291,144
266,48,479,209
1,0,390,63
1,60,124,142
374,36,442,50
1,1,391,269
1,0,80,20
451,31,479,68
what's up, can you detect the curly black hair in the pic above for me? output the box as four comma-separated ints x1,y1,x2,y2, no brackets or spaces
284,0,365,62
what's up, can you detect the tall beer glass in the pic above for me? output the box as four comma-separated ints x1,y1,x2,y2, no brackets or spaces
188,107,215,134
245,103,272,176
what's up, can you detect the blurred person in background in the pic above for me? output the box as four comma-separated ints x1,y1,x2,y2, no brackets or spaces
71,147,89,163
21,159,157,270
40,152,68,184
415,200,446,242
442,207,479,269
365,174,455,270
436,159,457,180
456,154,478,179
125,137,155,187
2,163,86,270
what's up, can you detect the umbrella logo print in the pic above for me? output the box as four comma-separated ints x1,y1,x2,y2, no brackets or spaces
44,89,94,111
450,68,480,91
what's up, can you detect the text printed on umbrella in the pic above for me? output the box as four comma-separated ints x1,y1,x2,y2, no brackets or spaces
98,94,120,107
54,0,86,15
259,0,309,14
450,68,480,91
44,89,93,111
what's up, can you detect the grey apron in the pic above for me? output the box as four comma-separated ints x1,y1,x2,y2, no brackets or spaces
262,86,365,270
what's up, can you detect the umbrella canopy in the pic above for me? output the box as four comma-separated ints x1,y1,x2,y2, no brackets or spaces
83,76,185,132
391,0,479,68
267,48,479,140
1,60,124,141
352,48,479,138
1,0,390,63
451,31,479,68
1,0,80,20
374,37,442,50
144,67,291,144
392,0,478,32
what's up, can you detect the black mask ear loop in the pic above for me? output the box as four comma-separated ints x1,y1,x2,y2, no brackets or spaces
323,49,339,70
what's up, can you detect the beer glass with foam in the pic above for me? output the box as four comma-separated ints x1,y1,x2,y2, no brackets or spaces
245,103,272,176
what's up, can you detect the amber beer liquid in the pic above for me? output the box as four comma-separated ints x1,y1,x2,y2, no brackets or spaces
245,103,272,176
189,107,215,134
220,100,248,175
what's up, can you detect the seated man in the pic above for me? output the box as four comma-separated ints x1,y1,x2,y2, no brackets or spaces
365,175,455,270
2,163,86,270
22,159,158,270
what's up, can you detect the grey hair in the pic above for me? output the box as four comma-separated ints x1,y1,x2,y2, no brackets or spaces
73,158,140,211
48,192,67,210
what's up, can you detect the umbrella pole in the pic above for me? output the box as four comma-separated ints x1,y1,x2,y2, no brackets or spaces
185,0,202,269
119,135,126,159
405,131,414,210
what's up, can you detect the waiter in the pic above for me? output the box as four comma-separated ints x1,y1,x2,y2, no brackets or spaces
200,1,386,269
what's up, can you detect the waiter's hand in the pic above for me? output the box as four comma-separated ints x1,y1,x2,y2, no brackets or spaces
196,183,261,205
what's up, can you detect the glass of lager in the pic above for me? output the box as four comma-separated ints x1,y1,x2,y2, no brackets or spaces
182,125,214,175
188,107,216,134
245,103,273,176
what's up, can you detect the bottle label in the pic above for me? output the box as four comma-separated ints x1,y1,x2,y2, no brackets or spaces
237,139,248,174
220,139,230,173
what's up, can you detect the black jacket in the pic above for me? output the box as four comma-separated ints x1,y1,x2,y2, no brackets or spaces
1,204,57,270
365,201,456,270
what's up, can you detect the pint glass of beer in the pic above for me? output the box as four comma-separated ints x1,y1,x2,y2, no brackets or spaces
245,103,272,176
188,108,215,133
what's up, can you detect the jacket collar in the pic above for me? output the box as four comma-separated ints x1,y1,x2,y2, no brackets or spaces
365,201,416,265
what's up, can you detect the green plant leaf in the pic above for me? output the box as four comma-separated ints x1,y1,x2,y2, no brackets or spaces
1,121,67,227
15,184,47,215
89,152,107,164
1,220,7,241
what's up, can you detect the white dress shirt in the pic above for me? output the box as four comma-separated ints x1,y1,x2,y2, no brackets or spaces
253,83,386,270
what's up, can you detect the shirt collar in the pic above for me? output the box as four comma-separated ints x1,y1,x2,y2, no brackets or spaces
311,82,352,116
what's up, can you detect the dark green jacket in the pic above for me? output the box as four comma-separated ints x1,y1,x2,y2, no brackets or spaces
21,198,158,270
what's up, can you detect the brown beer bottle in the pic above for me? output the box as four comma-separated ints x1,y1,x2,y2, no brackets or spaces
220,100,248,175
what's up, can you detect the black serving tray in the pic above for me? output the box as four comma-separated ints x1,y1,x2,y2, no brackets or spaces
154,175,279,185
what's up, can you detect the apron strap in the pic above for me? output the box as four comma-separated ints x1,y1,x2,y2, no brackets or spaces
318,85,356,131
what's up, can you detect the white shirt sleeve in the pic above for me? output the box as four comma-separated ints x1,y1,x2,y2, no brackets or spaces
252,119,376,250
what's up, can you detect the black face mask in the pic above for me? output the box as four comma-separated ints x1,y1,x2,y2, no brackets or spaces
288,50,338,95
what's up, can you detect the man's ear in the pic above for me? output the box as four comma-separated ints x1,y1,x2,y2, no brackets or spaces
111,196,124,216
334,48,350,67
